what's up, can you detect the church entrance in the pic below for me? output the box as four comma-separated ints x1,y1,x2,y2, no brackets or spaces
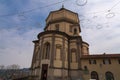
41,64,48,80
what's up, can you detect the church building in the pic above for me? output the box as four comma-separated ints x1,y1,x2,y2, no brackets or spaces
31,7,120,80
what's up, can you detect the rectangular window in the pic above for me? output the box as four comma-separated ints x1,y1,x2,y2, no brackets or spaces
55,24,59,31
103,59,111,64
118,59,120,64
89,59,96,64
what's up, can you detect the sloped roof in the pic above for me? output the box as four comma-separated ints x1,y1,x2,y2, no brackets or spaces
46,7,78,21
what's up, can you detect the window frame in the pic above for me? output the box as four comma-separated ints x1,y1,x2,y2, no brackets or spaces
73,28,77,35
89,59,97,64
55,24,59,31
42,42,50,59
118,59,120,64
103,59,111,64
91,71,99,80
105,71,114,80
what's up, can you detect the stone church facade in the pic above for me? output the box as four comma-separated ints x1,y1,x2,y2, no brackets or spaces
31,7,120,80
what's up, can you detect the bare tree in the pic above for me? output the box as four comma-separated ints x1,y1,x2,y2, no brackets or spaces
6,64,20,69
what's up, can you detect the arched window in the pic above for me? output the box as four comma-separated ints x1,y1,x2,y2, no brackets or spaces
74,28,77,34
91,71,99,80
105,71,114,80
43,42,50,59
84,66,88,70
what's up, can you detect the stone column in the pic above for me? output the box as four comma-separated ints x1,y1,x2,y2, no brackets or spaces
38,37,44,80
62,37,65,80
49,34,55,80
68,40,72,80
77,37,83,80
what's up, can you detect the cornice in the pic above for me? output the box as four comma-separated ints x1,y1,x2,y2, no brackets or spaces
44,17,79,30
82,41,89,46
37,30,70,39
37,30,83,41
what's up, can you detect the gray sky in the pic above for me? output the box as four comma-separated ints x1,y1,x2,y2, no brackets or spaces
0,0,120,68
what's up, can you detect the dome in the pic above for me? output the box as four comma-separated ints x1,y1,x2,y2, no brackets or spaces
46,7,80,25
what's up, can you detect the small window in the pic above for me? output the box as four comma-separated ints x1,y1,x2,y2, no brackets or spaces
89,59,96,64
118,59,120,64
84,66,88,70
55,24,59,31
74,28,77,34
103,59,111,64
